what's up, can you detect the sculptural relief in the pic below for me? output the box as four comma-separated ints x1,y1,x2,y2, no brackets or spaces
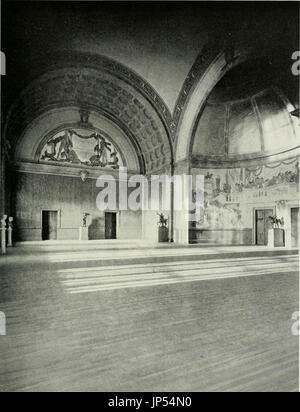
40,128,122,169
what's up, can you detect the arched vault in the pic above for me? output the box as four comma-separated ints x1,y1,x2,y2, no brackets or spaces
4,52,174,174
174,42,271,164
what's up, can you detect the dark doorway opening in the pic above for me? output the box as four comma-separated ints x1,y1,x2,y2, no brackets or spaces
105,212,117,239
291,207,299,248
42,211,58,240
255,209,273,245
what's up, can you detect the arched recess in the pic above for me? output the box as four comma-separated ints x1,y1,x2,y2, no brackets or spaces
174,43,265,164
14,107,142,174
171,43,255,244
4,54,174,175
173,41,300,245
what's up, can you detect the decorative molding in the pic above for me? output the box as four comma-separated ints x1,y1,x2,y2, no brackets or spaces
5,67,172,173
173,39,265,131
173,41,220,127
12,161,139,181
79,170,89,182
4,51,174,140
78,108,93,127
174,40,266,163
191,147,300,169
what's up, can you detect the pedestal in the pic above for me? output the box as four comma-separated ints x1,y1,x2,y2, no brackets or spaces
1,228,6,254
79,226,89,241
284,229,292,248
7,228,13,247
1,215,7,254
268,228,285,247
158,226,169,243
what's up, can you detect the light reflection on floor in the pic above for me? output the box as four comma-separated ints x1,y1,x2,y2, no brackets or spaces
0,244,298,392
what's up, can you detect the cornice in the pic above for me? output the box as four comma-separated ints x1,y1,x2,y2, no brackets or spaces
12,161,140,181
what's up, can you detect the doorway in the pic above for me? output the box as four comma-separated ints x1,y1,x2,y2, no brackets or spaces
255,209,273,245
291,207,299,248
105,212,117,239
42,211,58,240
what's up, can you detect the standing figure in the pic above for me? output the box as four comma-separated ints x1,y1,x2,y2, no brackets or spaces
82,213,89,228
93,134,111,166
58,130,74,160
42,136,62,161
109,150,119,169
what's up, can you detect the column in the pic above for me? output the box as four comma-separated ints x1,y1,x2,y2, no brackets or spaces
0,129,5,217
173,159,191,245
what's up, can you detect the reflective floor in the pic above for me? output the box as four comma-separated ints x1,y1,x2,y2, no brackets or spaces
0,244,298,392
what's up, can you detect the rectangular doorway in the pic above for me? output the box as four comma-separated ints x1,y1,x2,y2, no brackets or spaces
255,209,273,245
42,211,58,240
291,207,299,248
105,212,117,239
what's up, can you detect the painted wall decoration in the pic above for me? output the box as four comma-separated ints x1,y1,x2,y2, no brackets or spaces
40,129,123,169
193,157,299,230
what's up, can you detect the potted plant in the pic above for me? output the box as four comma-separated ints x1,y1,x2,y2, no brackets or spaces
157,213,169,243
268,215,285,247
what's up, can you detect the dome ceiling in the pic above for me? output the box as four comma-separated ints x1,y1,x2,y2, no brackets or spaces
192,58,300,164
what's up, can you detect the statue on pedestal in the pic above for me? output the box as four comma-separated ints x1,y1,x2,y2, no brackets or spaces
1,215,8,254
82,213,90,228
157,213,168,228
1,214,7,227
268,215,284,228
79,213,90,241
7,217,13,247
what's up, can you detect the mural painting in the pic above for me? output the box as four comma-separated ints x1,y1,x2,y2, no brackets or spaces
194,158,299,230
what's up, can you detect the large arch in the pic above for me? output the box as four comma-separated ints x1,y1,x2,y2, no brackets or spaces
4,52,174,175
174,42,260,164
172,39,300,245
14,107,142,175
171,42,255,244
2,53,177,242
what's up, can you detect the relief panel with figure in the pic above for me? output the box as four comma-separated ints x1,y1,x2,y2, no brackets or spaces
40,128,123,169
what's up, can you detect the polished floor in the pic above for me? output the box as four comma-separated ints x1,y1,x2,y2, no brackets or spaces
0,242,298,392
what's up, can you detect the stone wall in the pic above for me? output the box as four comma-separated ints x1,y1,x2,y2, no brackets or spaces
12,172,143,241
